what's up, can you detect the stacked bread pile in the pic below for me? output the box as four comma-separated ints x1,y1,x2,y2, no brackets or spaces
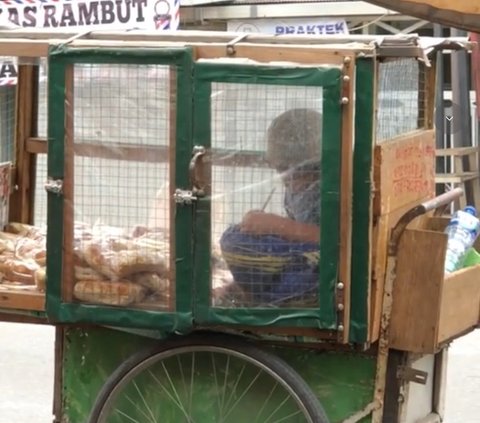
73,225,171,307
0,222,47,291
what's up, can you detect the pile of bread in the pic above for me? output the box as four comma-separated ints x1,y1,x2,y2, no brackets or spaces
0,222,171,308
73,224,170,307
0,222,47,291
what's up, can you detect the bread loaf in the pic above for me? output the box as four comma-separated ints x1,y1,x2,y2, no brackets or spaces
82,240,168,280
74,280,147,306
0,258,37,285
6,222,44,240
15,237,46,266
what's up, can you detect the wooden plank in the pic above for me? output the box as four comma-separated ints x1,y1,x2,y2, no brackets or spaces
435,172,479,183
337,57,355,343
9,65,36,224
62,65,75,302
25,137,268,168
369,197,430,342
367,0,480,32
373,129,436,216
389,228,447,353
436,146,478,156
0,41,49,57
26,137,48,155
0,290,45,311
194,44,347,65
437,265,480,343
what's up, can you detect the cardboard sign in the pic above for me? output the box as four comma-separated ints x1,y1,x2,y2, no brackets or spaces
374,130,436,215
228,18,349,36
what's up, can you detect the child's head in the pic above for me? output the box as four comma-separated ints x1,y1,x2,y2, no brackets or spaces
265,108,322,174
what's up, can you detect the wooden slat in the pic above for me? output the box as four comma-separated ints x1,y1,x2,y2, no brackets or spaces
389,228,446,353
367,0,480,32
9,65,36,224
337,57,355,343
374,129,436,216
369,197,430,342
194,44,347,65
26,137,270,168
435,146,478,156
435,172,480,183
438,266,480,343
0,290,45,311
0,41,49,57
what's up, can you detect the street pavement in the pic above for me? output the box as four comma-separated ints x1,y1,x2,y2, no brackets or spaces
0,322,479,423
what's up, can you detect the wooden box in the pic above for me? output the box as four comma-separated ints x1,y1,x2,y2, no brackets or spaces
389,220,480,353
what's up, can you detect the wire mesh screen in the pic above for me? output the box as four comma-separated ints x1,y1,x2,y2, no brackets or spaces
376,58,426,142
71,63,171,310
34,154,48,227
38,58,48,138
210,82,323,309
0,85,16,162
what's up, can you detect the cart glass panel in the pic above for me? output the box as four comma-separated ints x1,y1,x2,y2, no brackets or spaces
193,63,342,329
70,63,171,310
46,48,193,331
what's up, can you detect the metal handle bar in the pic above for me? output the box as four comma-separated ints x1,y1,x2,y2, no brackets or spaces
388,187,464,255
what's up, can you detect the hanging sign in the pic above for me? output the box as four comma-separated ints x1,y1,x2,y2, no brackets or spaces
0,0,180,31
0,0,180,86
228,18,349,36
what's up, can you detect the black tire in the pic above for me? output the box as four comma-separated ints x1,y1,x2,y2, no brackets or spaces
88,333,330,423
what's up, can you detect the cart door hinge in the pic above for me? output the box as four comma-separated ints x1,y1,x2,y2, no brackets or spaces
397,365,428,385
174,189,197,205
45,178,64,195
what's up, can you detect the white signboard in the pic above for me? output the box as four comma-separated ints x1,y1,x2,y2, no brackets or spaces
0,0,180,86
0,0,180,31
228,18,349,36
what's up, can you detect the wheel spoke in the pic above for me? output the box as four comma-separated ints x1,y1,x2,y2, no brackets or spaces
210,351,223,418
222,369,263,421
254,381,279,423
221,363,246,417
271,409,304,423
149,370,191,421
132,381,158,423
263,393,293,423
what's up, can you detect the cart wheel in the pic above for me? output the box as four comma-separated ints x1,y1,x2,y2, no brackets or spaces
88,333,329,423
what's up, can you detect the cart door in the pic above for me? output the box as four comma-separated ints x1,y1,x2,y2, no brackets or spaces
45,47,195,331
192,61,344,331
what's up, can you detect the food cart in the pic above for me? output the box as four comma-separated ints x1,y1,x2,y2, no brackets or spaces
0,30,479,423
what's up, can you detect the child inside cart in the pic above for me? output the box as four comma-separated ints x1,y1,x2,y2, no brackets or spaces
219,108,322,307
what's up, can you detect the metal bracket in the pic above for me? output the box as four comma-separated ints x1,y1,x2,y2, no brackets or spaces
44,178,64,195
397,365,428,385
173,189,197,205
226,33,249,56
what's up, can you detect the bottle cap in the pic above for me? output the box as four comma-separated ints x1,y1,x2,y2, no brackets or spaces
464,206,477,216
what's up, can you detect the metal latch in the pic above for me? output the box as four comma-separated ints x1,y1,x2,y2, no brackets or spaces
397,366,428,385
44,178,64,195
174,189,197,205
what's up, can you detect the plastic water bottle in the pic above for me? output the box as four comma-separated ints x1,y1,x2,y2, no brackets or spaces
444,206,480,273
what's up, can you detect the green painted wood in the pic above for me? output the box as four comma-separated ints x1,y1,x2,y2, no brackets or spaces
193,63,343,329
45,47,194,332
62,326,375,422
349,59,375,344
